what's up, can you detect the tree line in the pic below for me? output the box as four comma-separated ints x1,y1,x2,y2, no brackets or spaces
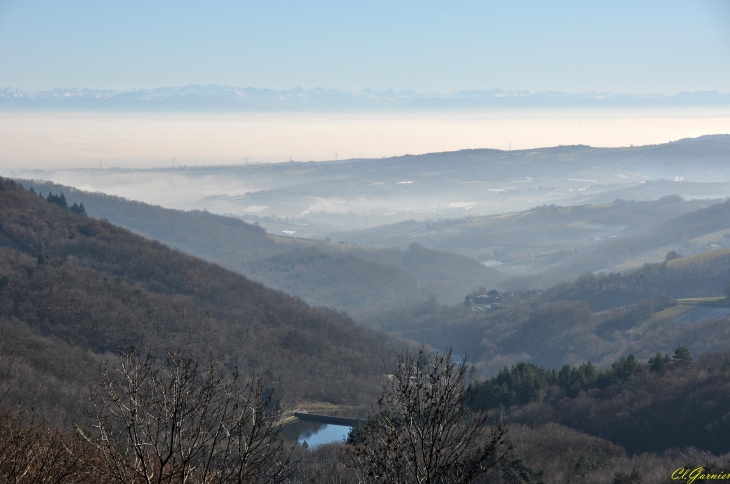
0,347,509,483
470,346,694,409
471,348,730,455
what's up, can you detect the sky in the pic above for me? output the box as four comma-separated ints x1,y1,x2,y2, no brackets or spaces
1,1,729,171
0,0,729,94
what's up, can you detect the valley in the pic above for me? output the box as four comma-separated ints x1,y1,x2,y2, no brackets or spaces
6,137,730,482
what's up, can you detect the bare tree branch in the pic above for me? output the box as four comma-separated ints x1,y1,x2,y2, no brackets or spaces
77,345,298,484
347,348,510,484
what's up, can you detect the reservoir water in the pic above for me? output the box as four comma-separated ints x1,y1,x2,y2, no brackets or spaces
282,419,352,448
298,424,351,447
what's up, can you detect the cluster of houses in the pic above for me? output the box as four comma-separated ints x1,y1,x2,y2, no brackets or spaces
464,289,502,312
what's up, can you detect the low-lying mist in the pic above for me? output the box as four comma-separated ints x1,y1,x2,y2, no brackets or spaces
5,131,730,240
2,107,729,171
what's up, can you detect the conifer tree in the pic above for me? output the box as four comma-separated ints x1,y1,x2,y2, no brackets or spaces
69,202,87,215
672,347,693,369
648,353,672,374
46,192,69,211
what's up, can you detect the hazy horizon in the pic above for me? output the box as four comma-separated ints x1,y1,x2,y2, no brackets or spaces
2,107,729,171
2,1,727,172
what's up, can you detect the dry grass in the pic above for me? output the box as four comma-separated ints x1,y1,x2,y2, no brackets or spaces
690,229,730,246
667,248,730,268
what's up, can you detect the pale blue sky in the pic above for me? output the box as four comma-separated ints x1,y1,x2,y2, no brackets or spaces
0,0,728,94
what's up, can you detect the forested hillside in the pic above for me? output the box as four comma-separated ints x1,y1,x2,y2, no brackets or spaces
331,195,725,286
365,248,730,374
330,195,709,258
16,180,502,316
236,242,500,315
539,196,730,279
541,248,730,310
0,178,403,420
4,177,730,483
470,350,730,455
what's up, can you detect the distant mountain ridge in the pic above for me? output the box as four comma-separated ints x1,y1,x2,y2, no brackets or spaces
2,84,729,111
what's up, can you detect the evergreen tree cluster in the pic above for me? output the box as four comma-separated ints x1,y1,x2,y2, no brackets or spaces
69,202,86,215
45,191,68,210
470,347,694,409
37,188,86,215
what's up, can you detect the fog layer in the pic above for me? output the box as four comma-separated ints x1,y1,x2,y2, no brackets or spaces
2,108,729,170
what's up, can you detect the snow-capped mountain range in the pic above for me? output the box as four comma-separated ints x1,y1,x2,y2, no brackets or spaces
1,85,728,111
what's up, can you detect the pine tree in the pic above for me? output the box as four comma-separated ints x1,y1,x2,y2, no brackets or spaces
648,353,672,374
672,347,693,369
69,202,87,215
46,192,69,211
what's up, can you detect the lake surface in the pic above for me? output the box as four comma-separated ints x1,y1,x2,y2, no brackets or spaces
298,424,352,447
282,419,352,448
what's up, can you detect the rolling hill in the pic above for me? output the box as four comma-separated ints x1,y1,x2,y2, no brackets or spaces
333,192,730,287
363,245,730,376
17,180,503,316
329,196,714,269
0,178,405,421
14,135,730,240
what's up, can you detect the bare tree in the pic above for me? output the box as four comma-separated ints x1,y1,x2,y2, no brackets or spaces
77,346,298,484
0,402,93,484
348,349,509,484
